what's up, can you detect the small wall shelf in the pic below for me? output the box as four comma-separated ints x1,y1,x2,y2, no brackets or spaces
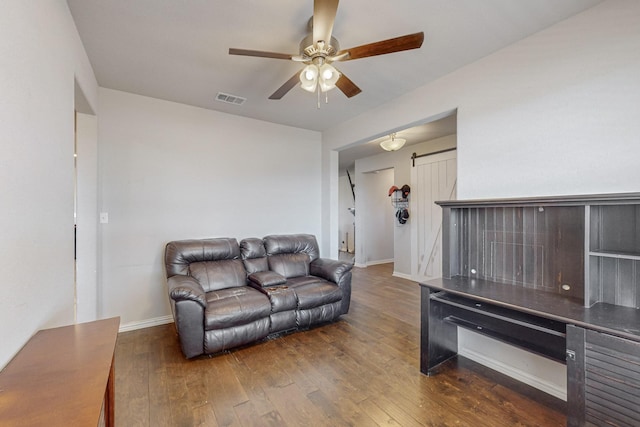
589,250,640,260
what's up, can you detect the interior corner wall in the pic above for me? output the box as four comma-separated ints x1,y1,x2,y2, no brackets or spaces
0,1,98,368
97,88,322,328
322,149,340,259
75,113,99,323
354,135,457,275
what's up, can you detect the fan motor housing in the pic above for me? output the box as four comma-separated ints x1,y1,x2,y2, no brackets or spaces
299,34,340,59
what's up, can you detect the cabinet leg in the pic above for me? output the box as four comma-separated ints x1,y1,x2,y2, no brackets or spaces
421,287,458,375
104,353,115,427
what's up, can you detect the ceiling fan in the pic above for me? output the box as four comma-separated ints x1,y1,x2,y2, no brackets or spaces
229,0,424,101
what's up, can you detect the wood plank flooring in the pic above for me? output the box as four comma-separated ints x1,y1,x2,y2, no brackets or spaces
115,263,566,426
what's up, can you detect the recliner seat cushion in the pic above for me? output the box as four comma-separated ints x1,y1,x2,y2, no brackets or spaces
287,276,342,309
204,287,271,330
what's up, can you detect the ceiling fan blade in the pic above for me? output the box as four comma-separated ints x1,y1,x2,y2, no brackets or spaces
313,0,339,46
336,73,362,98
268,72,301,100
337,32,424,61
229,48,294,60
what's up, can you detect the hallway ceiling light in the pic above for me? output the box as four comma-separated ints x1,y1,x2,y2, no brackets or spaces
380,133,406,151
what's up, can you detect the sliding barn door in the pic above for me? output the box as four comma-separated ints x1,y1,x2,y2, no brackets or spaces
411,150,457,282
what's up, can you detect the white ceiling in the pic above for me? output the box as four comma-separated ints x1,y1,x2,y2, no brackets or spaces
67,0,600,169
337,113,457,172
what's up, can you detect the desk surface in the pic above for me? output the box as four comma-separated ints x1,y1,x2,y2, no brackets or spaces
423,277,640,343
0,317,120,426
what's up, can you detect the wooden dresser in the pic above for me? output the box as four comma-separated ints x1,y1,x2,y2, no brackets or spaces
0,317,120,426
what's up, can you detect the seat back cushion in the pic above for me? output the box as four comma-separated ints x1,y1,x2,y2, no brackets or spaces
268,253,310,279
263,234,320,262
240,238,268,274
189,259,247,292
164,238,246,291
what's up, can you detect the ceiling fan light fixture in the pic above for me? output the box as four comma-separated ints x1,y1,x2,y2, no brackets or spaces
300,64,319,92
304,66,318,81
319,63,340,92
300,62,340,93
228,0,425,101
380,133,406,151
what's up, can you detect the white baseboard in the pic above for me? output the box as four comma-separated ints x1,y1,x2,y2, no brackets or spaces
366,258,394,266
119,315,174,333
392,271,414,281
354,262,367,268
458,346,567,401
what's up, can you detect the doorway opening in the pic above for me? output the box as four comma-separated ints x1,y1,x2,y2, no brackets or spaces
337,110,457,278
356,168,395,267
338,168,356,264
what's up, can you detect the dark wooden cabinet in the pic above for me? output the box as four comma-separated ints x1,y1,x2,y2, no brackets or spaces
567,325,640,427
420,193,640,426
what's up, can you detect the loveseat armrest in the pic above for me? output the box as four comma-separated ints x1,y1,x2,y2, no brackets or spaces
310,258,353,284
168,275,207,308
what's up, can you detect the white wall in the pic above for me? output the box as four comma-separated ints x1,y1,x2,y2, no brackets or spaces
321,0,640,399
76,112,99,322
98,88,322,328
322,149,340,259
338,173,355,253
0,1,98,368
355,169,395,266
355,135,457,275
322,0,640,234
458,330,567,399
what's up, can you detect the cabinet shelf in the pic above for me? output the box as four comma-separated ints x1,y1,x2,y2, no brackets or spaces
589,250,640,261
426,276,640,341
431,291,566,337
442,314,566,362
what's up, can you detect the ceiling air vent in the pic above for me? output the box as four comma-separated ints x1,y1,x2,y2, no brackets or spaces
215,92,246,105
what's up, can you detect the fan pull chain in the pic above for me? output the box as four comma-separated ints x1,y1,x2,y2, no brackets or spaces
314,85,331,108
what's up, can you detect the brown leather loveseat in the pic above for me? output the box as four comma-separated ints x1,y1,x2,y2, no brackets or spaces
164,234,352,358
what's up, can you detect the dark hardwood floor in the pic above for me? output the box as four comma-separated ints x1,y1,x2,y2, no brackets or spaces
115,263,566,426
